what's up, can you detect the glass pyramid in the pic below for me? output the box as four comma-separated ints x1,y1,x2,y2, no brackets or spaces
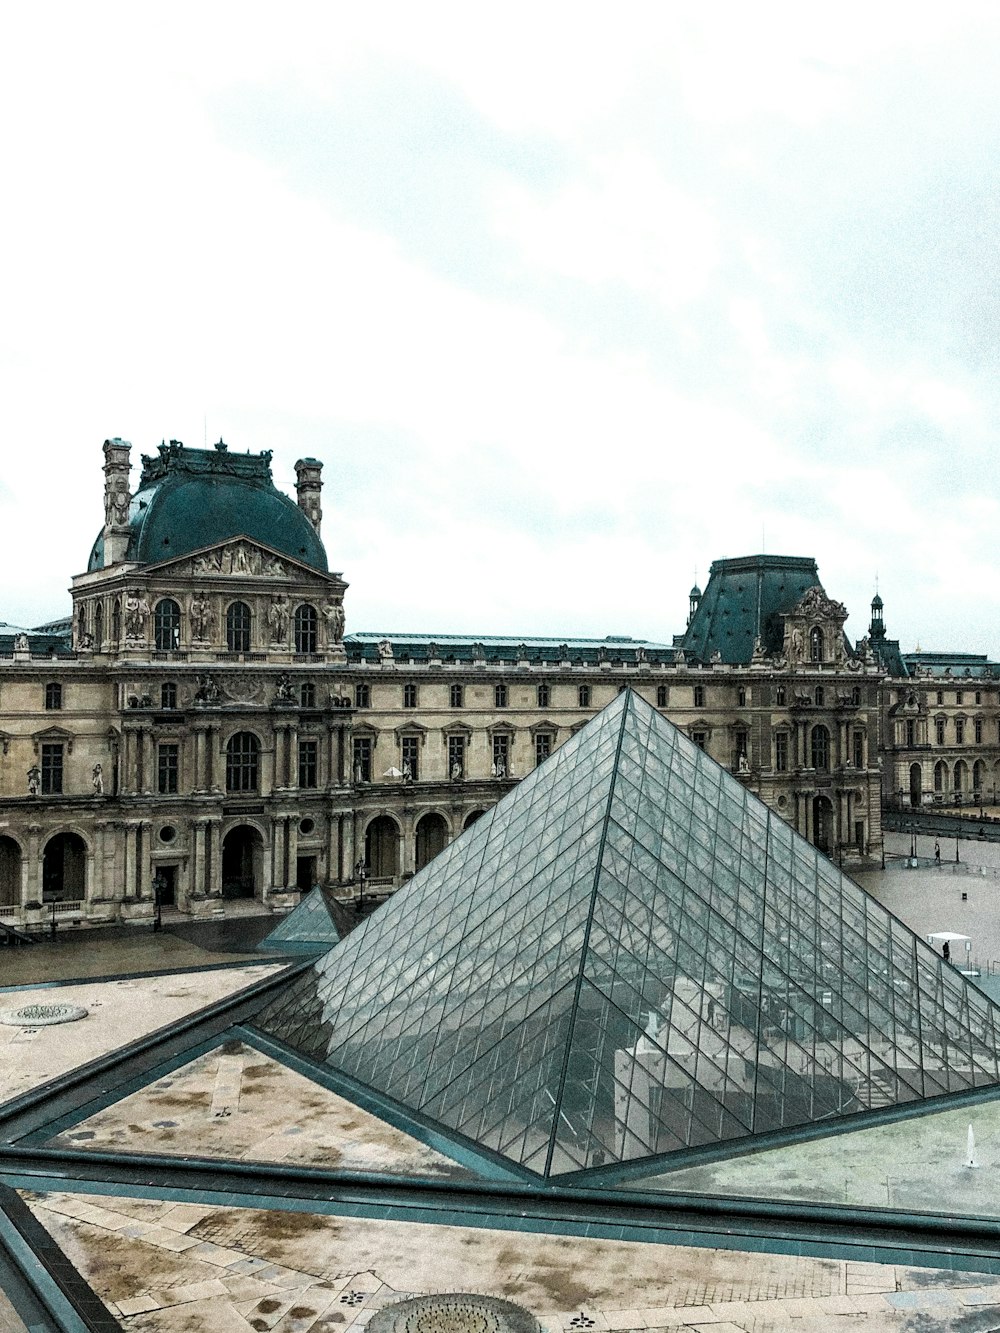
254,690,1000,1178
259,886,350,952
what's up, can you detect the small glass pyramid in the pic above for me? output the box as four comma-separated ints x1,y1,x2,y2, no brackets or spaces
259,886,350,952
254,691,1000,1178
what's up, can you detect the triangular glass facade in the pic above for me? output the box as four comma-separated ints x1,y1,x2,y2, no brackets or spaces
259,886,348,951
254,691,1000,1178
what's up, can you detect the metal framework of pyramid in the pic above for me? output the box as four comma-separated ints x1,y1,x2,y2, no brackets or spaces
255,690,1000,1179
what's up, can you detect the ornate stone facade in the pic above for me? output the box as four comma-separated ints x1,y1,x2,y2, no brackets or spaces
0,440,900,931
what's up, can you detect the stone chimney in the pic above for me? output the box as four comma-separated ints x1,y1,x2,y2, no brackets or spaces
102,438,132,566
295,458,323,535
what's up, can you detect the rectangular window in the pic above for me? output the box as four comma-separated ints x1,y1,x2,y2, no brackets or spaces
161,682,177,710
492,733,510,777
535,732,552,767
494,683,508,708
776,685,786,706
975,718,983,744
936,719,946,746
578,684,591,708
693,684,705,707
158,742,179,795
447,734,465,778
905,719,915,747
403,683,417,708
853,730,864,769
44,683,62,710
352,737,372,782
354,683,370,708
298,738,318,789
955,719,965,745
656,685,668,707
937,691,944,705
41,742,64,794
450,683,463,708
775,732,788,772
692,730,707,751
537,683,550,708
957,691,964,705
975,690,982,705
401,735,419,782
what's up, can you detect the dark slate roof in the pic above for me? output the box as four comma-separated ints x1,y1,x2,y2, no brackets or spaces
0,619,73,656
87,441,328,573
343,632,676,666
679,554,823,665
871,637,908,678
903,652,1000,680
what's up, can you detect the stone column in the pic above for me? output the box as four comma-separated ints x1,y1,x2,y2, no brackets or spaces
207,820,222,896
327,815,340,885
141,729,154,796
270,816,285,891
286,815,297,888
193,821,206,896
193,727,207,793
25,825,41,905
208,725,222,794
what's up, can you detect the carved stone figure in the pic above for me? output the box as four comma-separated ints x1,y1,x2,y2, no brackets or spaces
79,632,94,650
230,545,253,574
262,555,286,577
92,763,104,795
789,626,804,659
194,673,221,704
27,765,40,796
323,601,345,646
378,639,394,661
273,672,295,702
451,761,463,780
268,596,291,643
190,594,213,640
124,590,149,640
193,550,223,574
13,633,28,652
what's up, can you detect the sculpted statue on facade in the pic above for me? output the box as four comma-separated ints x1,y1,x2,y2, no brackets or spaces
193,550,223,574
378,639,394,661
124,590,149,640
92,763,104,795
268,596,291,644
27,765,40,797
323,600,345,646
273,672,295,702
189,594,213,640
13,633,29,652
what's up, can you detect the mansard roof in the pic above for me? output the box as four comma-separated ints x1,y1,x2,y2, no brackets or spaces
679,554,825,665
343,632,676,666
87,442,328,574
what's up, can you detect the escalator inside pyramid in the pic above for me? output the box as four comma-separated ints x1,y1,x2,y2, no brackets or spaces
253,690,1000,1178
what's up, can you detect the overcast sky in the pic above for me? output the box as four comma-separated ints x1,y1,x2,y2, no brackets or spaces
2,4,1000,652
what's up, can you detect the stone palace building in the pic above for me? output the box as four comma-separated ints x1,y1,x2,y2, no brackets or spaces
0,438,997,929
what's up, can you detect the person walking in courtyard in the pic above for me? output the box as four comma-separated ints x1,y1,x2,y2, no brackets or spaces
934,840,941,865
942,940,950,962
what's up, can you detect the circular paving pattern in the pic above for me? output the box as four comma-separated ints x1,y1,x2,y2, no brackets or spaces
0,1002,88,1027
367,1295,541,1333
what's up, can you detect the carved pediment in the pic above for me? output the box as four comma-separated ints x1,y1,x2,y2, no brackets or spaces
145,539,345,586
32,725,74,754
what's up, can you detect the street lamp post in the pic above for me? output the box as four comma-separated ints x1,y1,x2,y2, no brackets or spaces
354,857,368,915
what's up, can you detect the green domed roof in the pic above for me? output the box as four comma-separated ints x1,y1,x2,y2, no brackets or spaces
87,442,328,573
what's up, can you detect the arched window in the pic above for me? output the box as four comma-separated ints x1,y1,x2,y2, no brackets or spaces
161,681,177,709
300,682,316,708
294,604,318,654
112,599,121,643
227,602,252,652
934,760,946,792
77,604,87,640
809,627,824,661
226,732,259,792
94,602,103,649
153,599,181,651
810,725,830,771
814,685,824,707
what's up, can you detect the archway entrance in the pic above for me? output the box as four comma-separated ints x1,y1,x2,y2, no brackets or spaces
0,837,21,908
365,816,399,880
909,763,922,808
221,825,263,899
812,796,834,856
42,832,86,902
415,813,449,872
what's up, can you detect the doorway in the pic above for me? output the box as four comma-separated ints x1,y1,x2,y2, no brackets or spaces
296,855,317,892
221,825,263,898
812,796,833,856
42,832,86,902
